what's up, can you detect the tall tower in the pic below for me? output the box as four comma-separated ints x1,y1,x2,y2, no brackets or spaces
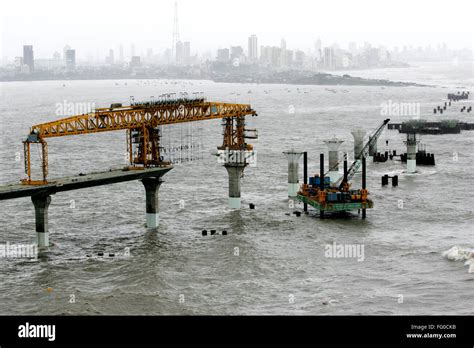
248,34,258,62
172,2,180,63
23,45,34,72
280,39,287,68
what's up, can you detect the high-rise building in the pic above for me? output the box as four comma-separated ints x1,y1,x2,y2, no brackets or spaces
259,46,273,65
230,46,243,60
294,50,305,67
63,45,71,62
106,49,115,64
323,47,335,69
23,45,34,72
119,45,124,62
183,42,191,63
175,41,184,63
146,48,154,62
348,42,357,55
286,50,294,66
130,56,141,67
65,49,76,70
217,48,230,62
130,44,135,58
280,39,287,68
14,57,23,68
314,39,322,60
248,34,258,61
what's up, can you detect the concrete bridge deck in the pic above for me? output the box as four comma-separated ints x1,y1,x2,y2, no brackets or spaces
0,166,173,247
0,166,172,200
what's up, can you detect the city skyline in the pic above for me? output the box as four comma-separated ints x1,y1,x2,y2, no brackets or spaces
4,36,470,67
1,0,473,62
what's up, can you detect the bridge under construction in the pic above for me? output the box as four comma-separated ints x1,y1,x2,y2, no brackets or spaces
0,93,258,247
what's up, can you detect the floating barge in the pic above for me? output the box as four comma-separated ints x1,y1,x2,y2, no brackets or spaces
447,91,469,101
297,194,373,212
388,120,474,134
296,153,373,218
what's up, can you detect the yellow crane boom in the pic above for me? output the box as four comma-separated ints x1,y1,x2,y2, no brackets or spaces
22,97,257,185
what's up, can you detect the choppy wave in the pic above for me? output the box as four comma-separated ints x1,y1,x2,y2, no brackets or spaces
443,246,474,273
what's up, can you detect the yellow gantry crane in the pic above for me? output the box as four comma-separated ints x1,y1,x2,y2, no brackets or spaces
22,94,257,185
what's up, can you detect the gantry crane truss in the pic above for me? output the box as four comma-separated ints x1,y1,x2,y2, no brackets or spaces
22,97,257,185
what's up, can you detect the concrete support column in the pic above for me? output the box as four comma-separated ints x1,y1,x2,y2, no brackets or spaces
351,129,366,173
351,129,366,160
368,135,377,157
404,133,418,174
283,150,303,197
31,194,51,247
225,165,245,208
323,138,344,183
141,177,162,228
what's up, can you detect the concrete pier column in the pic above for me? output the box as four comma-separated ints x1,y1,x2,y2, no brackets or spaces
141,177,162,228
351,129,366,173
323,138,344,183
351,129,366,160
225,165,245,208
368,135,377,158
283,150,303,197
31,194,51,247
404,133,418,174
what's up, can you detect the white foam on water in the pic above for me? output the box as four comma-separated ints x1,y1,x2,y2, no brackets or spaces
443,246,472,261
464,259,474,274
443,246,474,273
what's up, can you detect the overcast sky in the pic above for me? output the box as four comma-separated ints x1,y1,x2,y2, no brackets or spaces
1,0,473,60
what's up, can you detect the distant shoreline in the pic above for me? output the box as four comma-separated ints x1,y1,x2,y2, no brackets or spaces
0,72,429,87
0,67,433,87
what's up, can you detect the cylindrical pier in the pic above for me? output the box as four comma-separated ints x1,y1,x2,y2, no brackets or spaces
141,177,163,228
351,129,366,160
31,194,51,247
283,150,303,197
368,135,377,158
323,138,344,183
225,165,245,208
404,133,418,174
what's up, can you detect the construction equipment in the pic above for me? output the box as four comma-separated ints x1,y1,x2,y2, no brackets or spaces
332,118,390,191
22,94,257,184
338,118,389,190
297,153,372,218
296,119,389,218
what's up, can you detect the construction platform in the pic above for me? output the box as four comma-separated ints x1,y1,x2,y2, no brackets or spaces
0,166,173,201
297,194,373,212
388,120,474,134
